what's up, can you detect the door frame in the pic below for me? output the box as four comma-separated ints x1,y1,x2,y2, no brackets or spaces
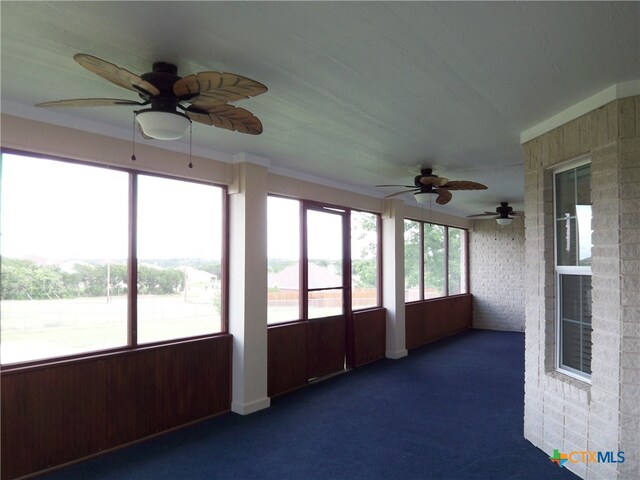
302,202,354,371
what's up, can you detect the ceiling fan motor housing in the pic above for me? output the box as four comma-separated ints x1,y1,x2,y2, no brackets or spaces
415,168,437,191
496,202,513,218
140,63,183,111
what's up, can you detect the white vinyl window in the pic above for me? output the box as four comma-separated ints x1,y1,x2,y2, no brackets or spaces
554,158,592,380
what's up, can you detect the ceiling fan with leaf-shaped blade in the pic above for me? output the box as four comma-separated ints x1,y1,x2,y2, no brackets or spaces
467,202,523,224
376,168,488,205
36,53,267,139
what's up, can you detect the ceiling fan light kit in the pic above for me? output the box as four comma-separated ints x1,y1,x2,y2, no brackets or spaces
467,202,523,225
37,53,267,143
135,110,191,140
377,168,487,206
414,191,432,204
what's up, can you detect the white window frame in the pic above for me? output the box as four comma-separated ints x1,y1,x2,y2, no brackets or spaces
553,155,592,382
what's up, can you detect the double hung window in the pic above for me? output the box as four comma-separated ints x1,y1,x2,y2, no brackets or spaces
554,159,592,379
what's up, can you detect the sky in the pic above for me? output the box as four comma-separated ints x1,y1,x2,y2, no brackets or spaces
1,153,376,264
1,153,223,262
267,196,377,261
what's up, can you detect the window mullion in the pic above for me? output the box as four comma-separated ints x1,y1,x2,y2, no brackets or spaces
419,222,425,301
444,226,449,296
128,173,138,346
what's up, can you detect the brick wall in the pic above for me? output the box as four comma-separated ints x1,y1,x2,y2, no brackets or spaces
523,96,639,480
469,216,525,331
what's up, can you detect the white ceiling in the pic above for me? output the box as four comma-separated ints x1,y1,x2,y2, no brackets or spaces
1,1,638,217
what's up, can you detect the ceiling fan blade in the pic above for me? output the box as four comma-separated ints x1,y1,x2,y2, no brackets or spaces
384,189,419,198
36,98,145,107
466,213,497,218
175,71,267,105
510,211,525,216
375,184,416,188
74,53,160,96
186,104,263,135
435,189,453,205
440,180,488,191
419,176,449,187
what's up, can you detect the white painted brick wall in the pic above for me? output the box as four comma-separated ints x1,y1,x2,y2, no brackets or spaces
469,216,525,331
523,96,640,480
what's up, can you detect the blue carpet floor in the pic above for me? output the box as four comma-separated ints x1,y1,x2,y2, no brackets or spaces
39,329,578,479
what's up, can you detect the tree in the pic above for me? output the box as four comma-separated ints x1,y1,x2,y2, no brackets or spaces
403,220,449,296
138,265,183,295
424,223,446,294
351,212,378,288
1,258,71,300
404,220,421,289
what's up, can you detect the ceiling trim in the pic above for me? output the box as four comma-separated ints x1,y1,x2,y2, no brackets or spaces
232,153,271,168
268,164,384,200
520,80,640,144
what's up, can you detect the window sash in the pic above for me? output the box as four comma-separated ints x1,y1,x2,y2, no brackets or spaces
555,272,592,381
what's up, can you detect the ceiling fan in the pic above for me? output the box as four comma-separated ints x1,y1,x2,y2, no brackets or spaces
376,168,487,205
467,201,523,225
36,53,267,140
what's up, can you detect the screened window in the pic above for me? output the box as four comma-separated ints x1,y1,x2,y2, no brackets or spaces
267,196,301,324
137,175,224,343
448,227,467,295
1,154,129,364
351,211,380,310
554,160,592,379
404,219,421,302
404,219,468,302
267,197,381,324
0,152,226,365
424,223,446,298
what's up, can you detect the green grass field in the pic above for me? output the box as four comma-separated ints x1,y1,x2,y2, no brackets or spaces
1,292,377,364
1,295,221,364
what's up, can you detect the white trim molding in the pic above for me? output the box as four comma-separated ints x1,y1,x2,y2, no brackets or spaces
520,80,640,144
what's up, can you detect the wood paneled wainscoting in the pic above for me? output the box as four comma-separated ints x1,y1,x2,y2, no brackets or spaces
405,294,472,350
351,308,386,368
267,308,386,397
1,335,232,480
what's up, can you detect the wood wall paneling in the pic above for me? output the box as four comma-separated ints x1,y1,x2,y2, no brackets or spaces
452,295,472,332
107,338,232,446
1,360,109,480
307,315,346,379
352,308,386,368
405,302,426,350
1,335,232,480
405,295,472,350
267,322,309,397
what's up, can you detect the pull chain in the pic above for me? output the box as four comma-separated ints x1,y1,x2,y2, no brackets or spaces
131,112,137,162
188,121,193,168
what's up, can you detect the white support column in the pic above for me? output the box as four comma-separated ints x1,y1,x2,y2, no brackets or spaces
228,161,270,414
382,199,407,359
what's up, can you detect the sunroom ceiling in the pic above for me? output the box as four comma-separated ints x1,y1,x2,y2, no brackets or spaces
1,1,638,216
